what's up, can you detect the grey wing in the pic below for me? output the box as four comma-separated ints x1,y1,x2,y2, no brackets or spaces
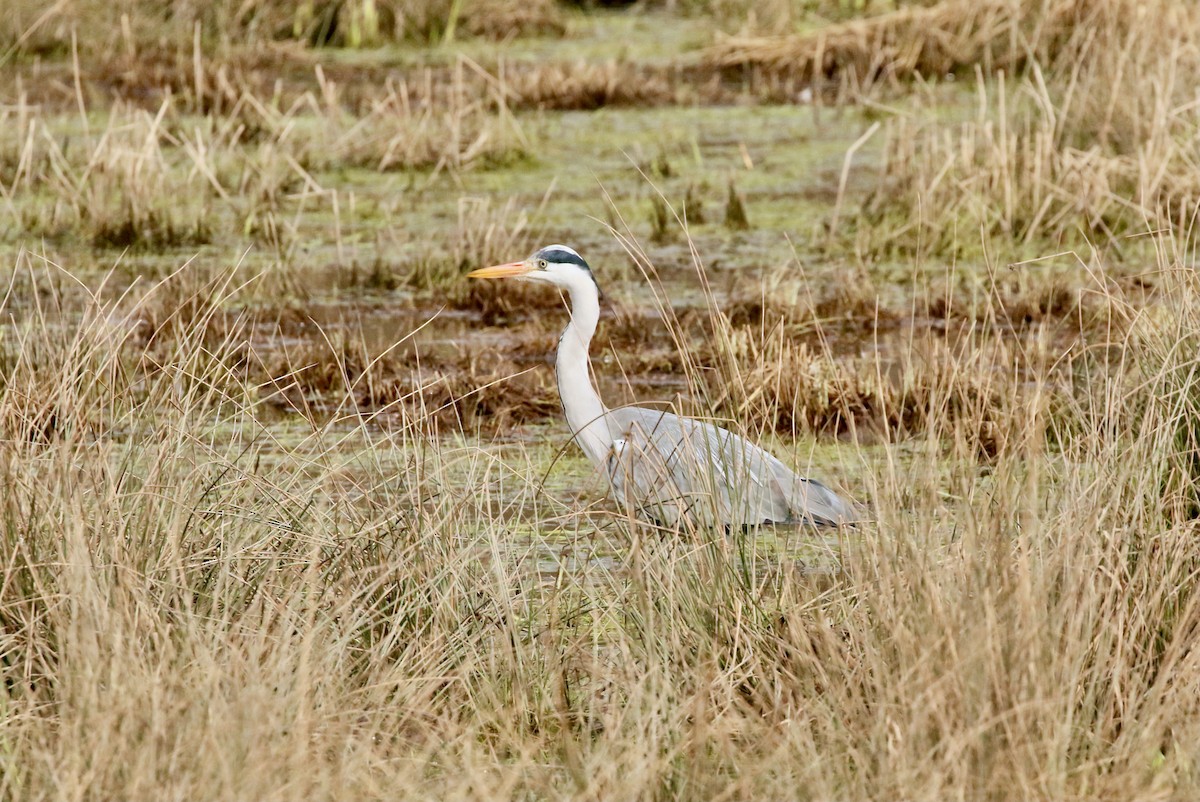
758,448,858,526
604,407,855,528
604,410,736,527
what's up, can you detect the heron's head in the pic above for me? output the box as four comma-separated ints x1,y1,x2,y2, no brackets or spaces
467,245,599,297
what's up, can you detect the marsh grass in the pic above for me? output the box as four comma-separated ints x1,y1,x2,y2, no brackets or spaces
834,0,1200,258
703,0,1185,91
2,0,1200,797
862,70,1200,257
2,222,1199,798
0,0,566,61
0,56,528,256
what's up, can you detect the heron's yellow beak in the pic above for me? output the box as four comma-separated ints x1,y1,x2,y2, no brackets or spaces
467,261,533,279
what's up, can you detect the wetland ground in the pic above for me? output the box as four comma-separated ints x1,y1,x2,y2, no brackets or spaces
2,0,1200,799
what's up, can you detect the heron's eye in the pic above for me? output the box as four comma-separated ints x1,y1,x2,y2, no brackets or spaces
538,259,548,269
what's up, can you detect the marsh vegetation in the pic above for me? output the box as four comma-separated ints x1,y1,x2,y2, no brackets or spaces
1,0,1199,798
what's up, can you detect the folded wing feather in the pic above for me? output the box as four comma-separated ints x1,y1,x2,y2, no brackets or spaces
603,406,853,528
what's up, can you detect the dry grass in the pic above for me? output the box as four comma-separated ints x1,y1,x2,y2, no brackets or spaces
834,0,1200,258
1,232,1199,798
705,0,1065,87
310,64,529,173
246,316,561,432
704,0,1033,87
2,0,1200,797
0,0,566,61
506,61,688,111
0,59,527,254
861,80,1200,255
703,0,1197,101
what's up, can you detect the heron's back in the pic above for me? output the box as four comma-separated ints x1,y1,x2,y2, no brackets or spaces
601,406,853,528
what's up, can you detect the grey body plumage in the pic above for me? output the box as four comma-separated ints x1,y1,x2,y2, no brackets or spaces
604,406,854,527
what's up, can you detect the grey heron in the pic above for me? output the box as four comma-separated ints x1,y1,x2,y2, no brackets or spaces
468,245,855,529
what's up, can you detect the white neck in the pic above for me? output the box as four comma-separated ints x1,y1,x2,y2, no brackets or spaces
554,283,612,466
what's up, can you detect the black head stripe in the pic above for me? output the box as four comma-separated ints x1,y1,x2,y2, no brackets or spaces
534,245,591,272
532,244,601,297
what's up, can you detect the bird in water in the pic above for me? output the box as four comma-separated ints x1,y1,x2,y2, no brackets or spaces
468,245,855,529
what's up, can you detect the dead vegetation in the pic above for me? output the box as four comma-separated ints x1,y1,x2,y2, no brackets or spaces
821,0,1200,260
707,322,1054,459
2,233,1199,798
0,62,528,255
703,0,1182,89
861,75,1200,255
1,0,566,60
506,60,690,110
2,0,1200,797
